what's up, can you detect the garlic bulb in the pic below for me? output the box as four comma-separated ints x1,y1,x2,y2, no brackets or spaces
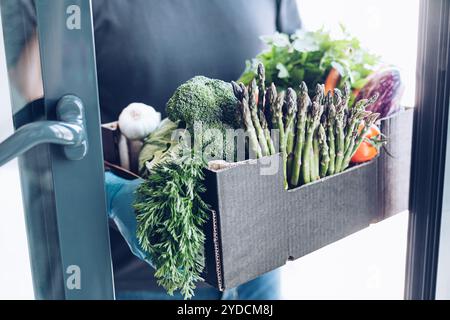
118,103,161,140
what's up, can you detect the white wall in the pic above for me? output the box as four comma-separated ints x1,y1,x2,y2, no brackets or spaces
297,0,419,107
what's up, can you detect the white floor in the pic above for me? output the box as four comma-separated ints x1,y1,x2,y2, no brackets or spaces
0,161,34,300
280,212,408,300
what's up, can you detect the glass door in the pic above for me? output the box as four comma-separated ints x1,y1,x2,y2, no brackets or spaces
0,0,114,299
406,0,450,300
1,0,449,301
281,0,418,299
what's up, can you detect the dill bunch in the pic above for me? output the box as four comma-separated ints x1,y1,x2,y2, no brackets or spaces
134,153,209,299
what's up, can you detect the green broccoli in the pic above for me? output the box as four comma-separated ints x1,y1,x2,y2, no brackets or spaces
166,76,241,129
165,76,243,161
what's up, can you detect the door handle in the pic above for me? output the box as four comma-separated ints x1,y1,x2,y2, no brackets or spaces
0,95,88,166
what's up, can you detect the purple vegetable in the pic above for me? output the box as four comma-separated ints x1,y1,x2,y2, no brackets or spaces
355,68,405,118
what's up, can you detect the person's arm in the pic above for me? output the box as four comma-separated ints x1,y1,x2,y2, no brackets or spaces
105,172,154,267
1,0,43,102
276,0,302,34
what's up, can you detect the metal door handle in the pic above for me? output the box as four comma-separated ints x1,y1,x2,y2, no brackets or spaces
0,95,88,166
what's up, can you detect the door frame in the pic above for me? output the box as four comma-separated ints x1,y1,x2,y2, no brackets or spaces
0,0,115,299
406,0,450,300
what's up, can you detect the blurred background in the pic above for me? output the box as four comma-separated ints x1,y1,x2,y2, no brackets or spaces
0,0,419,299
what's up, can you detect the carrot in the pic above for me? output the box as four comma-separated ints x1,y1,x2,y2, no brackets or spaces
325,68,341,95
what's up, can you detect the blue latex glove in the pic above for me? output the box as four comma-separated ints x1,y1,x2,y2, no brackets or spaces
105,171,153,267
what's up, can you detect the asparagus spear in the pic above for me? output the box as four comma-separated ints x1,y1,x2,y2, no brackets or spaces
249,79,270,156
318,124,330,178
341,83,351,111
344,94,379,153
341,113,380,171
271,86,285,153
260,109,276,155
326,92,337,176
286,124,296,172
290,82,310,187
340,110,371,171
257,63,266,114
353,112,381,155
264,85,273,129
333,88,342,105
231,81,244,101
312,132,320,181
313,83,325,105
285,88,298,178
282,88,297,188
334,86,348,173
237,84,262,159
302,101,322,184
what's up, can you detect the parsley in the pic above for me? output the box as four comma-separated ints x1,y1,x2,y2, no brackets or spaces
239,27,380,97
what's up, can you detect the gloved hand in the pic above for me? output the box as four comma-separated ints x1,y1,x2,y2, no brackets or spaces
105,171,153,267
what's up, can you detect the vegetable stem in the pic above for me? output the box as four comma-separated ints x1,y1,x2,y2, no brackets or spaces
312,134,320,181
233,82,263,159
302,101,322,184
327,102,336,176
290,82,310,187
284,88,298,182
319,124,330,178
249,79,270,156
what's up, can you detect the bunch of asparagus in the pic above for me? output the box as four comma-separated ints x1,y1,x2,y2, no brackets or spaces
232,64,380,189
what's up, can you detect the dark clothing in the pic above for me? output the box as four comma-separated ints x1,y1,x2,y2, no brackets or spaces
2,0,301,294
93,0,301,122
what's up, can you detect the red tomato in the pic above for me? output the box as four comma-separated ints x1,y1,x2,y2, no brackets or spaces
351,141,379,163
351,124,382,164
357,123,380,139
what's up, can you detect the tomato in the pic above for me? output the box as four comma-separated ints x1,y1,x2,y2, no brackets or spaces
351,123,382,164
357,123,380,139
351,140,379,163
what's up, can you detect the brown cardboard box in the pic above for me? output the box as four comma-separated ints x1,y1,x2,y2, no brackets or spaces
202,109,414,290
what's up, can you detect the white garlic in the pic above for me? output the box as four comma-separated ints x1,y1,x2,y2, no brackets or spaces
118,103,161,140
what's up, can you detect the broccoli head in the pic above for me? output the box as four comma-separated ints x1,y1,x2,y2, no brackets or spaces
166,76,241,129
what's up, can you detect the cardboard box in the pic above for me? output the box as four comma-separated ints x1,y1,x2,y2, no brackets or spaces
202,109,414,290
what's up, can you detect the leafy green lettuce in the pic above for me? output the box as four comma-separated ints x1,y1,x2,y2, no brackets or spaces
239,27,380,96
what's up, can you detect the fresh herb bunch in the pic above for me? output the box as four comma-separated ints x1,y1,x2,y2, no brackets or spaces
239,27,380,97
136,76,245,300
134,151,209,299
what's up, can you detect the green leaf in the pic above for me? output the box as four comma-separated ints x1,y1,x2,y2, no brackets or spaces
251,26,381,92
276,63,290,79
352,77,368,89
292,37,320,52
261,32,291,48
